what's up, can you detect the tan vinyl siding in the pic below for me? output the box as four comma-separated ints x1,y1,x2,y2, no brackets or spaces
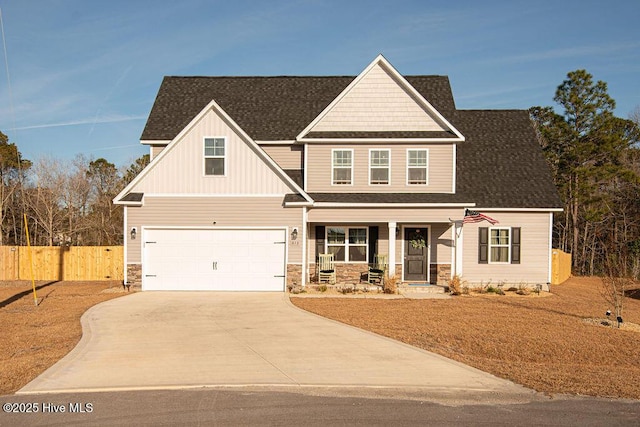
462,212,551,284
431,223,453,264
260,144,303,169
131,109,293,195
306,143,454,192
150,145,167,160
127,197,303,264
310,63,446,133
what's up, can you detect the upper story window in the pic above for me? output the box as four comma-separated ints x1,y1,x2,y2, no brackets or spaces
407,149,428,185
332,149,353,185
369,149,390,185
204,137,225,176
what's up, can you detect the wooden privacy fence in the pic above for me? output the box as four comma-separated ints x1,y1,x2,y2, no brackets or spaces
0,246,123,281
551,249,572,285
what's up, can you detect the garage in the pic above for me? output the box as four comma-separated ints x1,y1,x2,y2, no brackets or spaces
142,227,287,291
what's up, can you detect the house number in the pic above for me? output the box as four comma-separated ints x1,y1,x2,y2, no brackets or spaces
212,261,218,270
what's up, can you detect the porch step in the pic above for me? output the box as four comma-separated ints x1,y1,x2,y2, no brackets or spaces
400,284,448,294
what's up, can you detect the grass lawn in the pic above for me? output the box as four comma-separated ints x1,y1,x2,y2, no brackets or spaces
292,277,640,399
0,281,126,395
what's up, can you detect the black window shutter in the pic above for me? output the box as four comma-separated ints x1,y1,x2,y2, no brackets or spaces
511,227,521,264
315,226,325,262
478,227,488,264
368,226,379,264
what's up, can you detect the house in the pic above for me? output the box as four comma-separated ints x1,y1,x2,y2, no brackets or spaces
114,55,562,291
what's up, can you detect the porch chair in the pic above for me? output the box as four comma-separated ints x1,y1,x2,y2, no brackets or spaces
318,253,336,284
368,254,388,286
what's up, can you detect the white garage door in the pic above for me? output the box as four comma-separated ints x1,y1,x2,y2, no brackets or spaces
142,228,286,291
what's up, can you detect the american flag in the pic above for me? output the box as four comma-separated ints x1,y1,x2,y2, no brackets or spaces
463,209,499,225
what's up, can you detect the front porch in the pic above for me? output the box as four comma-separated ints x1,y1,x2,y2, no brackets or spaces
306,221,461,287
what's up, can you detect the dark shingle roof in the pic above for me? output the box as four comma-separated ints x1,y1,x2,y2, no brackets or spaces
140,75,456,141
452,110,562,208
141,74,560,209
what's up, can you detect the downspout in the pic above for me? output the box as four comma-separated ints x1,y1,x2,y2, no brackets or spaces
301,206,307,288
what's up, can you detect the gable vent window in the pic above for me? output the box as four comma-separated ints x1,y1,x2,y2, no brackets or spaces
407,149,428,185
332,149,353,185
369,149,390,185
204,137,226,176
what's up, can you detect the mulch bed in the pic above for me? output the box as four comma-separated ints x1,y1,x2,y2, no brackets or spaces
291,277,640,399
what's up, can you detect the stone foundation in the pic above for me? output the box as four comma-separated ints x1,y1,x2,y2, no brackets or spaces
287,264,302,289
126,264,142,289
435,264,451,285
309,262,369,284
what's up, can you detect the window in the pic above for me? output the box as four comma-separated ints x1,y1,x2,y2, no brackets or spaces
204,137,225,176
332,149,353,185
490,228,510,263
407,149,428,185
369,149,390,185
478,227,521,264
326,227,367,262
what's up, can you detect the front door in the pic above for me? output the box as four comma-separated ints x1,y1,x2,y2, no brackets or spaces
404,227,428,282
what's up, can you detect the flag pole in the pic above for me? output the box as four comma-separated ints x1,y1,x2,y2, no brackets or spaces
23,214,37,306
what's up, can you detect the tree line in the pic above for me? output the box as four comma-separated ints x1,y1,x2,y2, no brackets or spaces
531,70,640,279
0,131,148,247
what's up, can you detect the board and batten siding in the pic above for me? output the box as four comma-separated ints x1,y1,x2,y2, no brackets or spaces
461,212,551,284
305,143,454,193
309,62,446,133
127,197,303,264
130,109,294,195
260,144,303,170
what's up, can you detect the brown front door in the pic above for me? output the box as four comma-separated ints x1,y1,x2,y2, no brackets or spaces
404,227,428,282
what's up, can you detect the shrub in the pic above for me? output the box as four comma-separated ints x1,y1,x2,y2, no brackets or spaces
340,285,354,294
383,274,399,294
449,275,463,295
318,284,328,293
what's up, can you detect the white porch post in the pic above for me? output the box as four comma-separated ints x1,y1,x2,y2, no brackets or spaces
453,220,463,278
388,221,397,277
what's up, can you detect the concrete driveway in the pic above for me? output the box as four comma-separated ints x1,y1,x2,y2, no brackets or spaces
19,292,532,399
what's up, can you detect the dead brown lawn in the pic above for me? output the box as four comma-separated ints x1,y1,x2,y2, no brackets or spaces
0,281,126,395
291,277,640,400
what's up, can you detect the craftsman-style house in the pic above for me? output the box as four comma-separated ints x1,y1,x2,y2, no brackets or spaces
114,55,562,291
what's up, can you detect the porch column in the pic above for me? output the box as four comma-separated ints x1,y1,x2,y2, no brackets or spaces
388,221,396,277
453,220,463,278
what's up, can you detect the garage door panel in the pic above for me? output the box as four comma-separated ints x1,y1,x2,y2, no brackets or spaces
143,228,286,291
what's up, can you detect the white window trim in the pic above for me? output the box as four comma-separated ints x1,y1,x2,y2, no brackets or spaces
331,148,354,186
406,148,429,186
325,226,368,263
488,227,511,264
203,137,227,177
368,148,391,186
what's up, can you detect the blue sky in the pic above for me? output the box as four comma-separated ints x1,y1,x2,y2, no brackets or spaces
1,0,638,167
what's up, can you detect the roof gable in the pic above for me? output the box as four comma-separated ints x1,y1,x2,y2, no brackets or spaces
115,100,311,203
298,55,463,142
140,76,457,142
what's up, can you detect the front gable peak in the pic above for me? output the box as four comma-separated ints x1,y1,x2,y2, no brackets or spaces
298,55,464,142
